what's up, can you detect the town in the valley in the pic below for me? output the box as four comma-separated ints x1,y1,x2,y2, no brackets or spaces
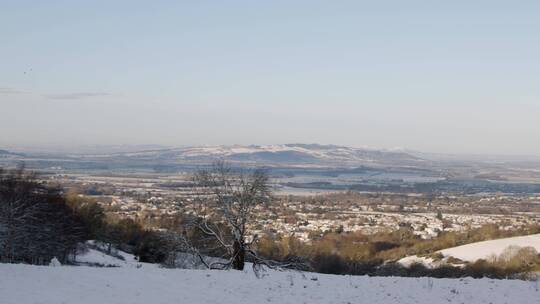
48,171,540,243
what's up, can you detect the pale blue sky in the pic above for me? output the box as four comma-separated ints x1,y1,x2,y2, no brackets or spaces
1,1,539,155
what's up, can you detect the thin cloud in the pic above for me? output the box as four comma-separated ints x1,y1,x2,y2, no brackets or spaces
46,92,110,100
0,87,26,95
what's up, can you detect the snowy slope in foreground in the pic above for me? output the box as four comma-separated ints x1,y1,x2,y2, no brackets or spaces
0,264,539,304
439,233,540,262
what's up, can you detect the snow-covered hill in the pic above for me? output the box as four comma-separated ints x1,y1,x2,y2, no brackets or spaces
399,233,540,268
87,144,424,167
0,263,538,304
439,233,540,262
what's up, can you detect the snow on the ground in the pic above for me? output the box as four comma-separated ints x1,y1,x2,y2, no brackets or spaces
75,248,150,269
0,263,539,304
74,241,157,269
398,255,438,268
439,233,540,262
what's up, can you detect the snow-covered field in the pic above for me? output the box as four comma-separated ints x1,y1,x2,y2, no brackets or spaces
439,233,540,262
399,233,540,267
2,239,540,304
1,263,539,304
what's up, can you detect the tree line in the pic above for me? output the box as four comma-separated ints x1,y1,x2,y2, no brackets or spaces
0,168,86,264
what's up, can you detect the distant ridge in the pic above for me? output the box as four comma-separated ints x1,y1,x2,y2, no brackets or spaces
86,144,425,167
0,149,21,156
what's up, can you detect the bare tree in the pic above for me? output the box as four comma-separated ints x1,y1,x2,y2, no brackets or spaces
190,161,272,271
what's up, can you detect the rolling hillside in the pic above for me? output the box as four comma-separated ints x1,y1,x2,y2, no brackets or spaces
439,233,540,262
399,233,540,268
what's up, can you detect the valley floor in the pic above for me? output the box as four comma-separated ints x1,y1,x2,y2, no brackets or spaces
0,263,539,304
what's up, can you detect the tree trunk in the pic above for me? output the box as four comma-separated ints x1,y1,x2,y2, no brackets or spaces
232,240,245,270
